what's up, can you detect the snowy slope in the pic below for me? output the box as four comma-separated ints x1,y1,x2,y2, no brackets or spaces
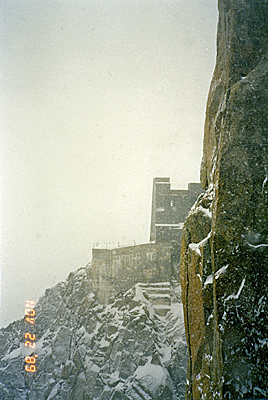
0,265,187,399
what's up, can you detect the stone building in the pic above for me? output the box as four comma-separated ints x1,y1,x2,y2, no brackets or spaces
90,177,203,304
150,177,203,245
91,242,172,303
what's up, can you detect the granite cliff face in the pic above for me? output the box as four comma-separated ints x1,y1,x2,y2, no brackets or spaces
0,265,187,399
181,1,268,399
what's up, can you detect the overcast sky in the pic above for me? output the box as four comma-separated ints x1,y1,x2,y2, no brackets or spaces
0,0,218,327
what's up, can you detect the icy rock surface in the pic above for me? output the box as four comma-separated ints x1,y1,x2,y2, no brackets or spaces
0,266,187,399
181,1,268,399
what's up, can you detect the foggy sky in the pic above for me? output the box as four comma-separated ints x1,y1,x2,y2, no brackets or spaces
0,0,218,327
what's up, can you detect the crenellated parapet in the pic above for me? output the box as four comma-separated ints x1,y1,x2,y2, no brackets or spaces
150,177,203,245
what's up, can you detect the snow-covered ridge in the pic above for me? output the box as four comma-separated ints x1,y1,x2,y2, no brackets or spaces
0,265,187,400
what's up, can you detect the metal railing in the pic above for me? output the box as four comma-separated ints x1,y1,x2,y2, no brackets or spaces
92,240,137,250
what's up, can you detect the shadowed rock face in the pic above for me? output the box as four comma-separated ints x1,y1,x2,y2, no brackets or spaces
181,1,268,399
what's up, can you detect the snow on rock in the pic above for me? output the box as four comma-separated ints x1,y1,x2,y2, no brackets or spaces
134,360,175,399
225,278,245,301
0,265,187,399
204,274,213,288
189,243,201,257
181,1,268,398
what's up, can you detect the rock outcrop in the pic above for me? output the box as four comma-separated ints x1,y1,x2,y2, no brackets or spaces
181,1,268,399
0,265,187,399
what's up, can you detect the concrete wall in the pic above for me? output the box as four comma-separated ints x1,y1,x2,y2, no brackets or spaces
91,242,173,303
90,178,203,303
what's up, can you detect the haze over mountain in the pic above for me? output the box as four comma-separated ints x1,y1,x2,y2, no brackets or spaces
1,0,217,327
1,1,267,399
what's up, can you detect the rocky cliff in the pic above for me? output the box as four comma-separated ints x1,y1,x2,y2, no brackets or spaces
0,265,187,399
181,1,268,399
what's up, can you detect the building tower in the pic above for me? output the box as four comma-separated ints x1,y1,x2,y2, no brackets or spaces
150,177,203,245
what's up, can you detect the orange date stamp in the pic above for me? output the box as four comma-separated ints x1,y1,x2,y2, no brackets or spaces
24,300,37,372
